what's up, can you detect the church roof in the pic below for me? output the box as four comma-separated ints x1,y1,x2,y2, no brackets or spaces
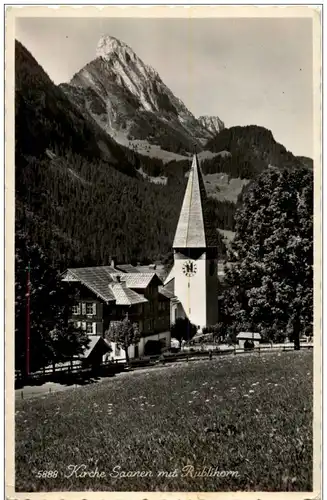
173,154,217,248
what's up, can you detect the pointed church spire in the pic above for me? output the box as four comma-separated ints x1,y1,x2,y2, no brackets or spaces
173,154,217,248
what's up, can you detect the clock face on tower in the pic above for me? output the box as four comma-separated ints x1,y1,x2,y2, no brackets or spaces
182,260,197,277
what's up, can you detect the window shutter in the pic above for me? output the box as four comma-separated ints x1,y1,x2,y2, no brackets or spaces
92,322,96,335
82,321,86,331
77,321,81,328
77,304,81,315
82,303,86,315
92,303,97,315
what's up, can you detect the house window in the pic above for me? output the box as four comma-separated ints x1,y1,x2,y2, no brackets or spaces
72,304,81,315
86,303,96,315
86,322,93,334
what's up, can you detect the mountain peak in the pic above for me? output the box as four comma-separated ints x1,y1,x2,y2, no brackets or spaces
64,34,220,154
198,116,225,135
96,34,135,61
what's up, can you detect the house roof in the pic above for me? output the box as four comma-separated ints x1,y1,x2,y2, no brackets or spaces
109,282,148,306
81,336,112,359
236,332,261,340
161,278,175,296
62,267,159,305
116,264,140,274
62,267,118,303
173,154,217,249
135,265,167,281
159,286,175,299
122,273,162,289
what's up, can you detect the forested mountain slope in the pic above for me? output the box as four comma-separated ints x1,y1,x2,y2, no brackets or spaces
15,40,226,270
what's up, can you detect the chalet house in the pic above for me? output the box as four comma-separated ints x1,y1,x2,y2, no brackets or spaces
62,265,171,360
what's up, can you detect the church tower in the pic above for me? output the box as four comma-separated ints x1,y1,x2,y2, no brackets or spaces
170,154,218,330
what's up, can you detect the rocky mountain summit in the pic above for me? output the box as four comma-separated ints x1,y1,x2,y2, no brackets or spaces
60,35,223,155
198,115,225,135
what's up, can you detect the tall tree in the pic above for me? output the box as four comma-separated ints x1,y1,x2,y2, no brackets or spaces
222,166,313,347
105,317,140,364
15,229,90,376
170,317,197,348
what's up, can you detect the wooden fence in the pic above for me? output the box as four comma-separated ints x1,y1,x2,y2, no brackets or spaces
15,359,126,387
15,343,313,387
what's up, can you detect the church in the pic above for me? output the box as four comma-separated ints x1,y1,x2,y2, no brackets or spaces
164,154,219,332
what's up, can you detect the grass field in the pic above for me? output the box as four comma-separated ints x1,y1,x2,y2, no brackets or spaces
15,350,313,492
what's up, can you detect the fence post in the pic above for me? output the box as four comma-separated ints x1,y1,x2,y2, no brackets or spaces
21,390,23,400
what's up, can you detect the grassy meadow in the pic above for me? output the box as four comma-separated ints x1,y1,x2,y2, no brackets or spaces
15,350,313,492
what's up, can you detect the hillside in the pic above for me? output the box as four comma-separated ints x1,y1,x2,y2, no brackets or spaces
205,125,312,175
15,40,227,270
15,41,140,178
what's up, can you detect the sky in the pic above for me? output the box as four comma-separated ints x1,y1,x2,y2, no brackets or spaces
16,16,313,157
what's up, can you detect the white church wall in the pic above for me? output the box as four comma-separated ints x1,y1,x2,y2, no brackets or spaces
173,252,208,329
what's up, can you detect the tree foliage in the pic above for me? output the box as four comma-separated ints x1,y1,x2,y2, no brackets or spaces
221,166,313,345
205,125,312,174
15,229,90,375
170,317,197,347
105,317,140,364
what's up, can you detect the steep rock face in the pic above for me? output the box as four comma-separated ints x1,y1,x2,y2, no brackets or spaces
198,116,225,135
60,35,223,154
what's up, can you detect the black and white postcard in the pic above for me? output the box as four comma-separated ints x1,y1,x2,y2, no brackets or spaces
5,5,322,499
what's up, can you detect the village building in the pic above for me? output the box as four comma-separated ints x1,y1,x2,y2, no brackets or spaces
163,154,219,331
62,265,171,360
